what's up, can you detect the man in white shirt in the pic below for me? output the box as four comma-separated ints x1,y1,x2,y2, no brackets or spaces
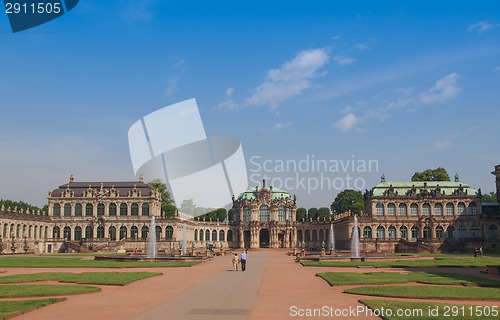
240,251,247,271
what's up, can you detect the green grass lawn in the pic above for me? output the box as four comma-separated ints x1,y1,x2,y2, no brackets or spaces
0,299,66,320
345,285,500,300
0,256,199,268
0,284,100,298
318,271,500,287
0,272,161,286
302,257,500,268
360,299,498,320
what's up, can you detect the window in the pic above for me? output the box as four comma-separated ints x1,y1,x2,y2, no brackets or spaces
63,226,71,240
377,226,385,239
16,225,20,238
64,204,71,217
297,230,303,242
400,226,408,240
278,206,286,221
3,224,7,237
289,209,293,221
199,229,204,241
131,203,139,216
468,203,477,216
96,226,104,238
434,203,443,216
28,225,32,238
410,203,418,216
131,226,138,239
489,225,498,240
458,203,466,216
194,229,198,241
227,230,233,242
243,206,251,222
85,203,93,216
388,226,396,239
319,229,324,241
423,226,432,239
422,203,431,216
305,230,311,241
387,203,396,216
85,226,93,239
411,226,419,241
109,203,117,216
363,226,372,239
399,204,407,216
142,203,149,216
435,226,444,239
212,230,217,241
109,226,116,241
53,226,60,239
470,225,478,238
312,230,317,241
74,226,82,241
446,203,454,216
97,203,104,216
376,203,384,216
259,205,269,222
165,226,173,239
219,230,225,242
155,226,161,240
141,226,149,239
53,204,60,217
120,203,127,216
119,226,127,240
44,226,48,239
205,230,210,241
447,226,455,240
75,203,82,216
458,225,467,240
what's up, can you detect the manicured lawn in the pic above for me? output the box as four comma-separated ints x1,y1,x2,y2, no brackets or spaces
0,299,66,320
0,257,199,268
0,284,100,298
345,285,500,300
302,257,500,268
318,271,500,287
0,272,161,286
360,299,498,320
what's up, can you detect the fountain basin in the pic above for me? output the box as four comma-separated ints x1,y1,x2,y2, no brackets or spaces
95,255,211,262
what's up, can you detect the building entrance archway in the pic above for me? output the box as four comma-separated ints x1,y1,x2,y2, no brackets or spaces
259,228,269,248
243,230,251,249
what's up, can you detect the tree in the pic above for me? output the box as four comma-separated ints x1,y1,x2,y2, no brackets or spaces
307,208,318,220
351,202,365,214
147,179,175,215
228,208,234,221
296,207,307,221
164,204,176,217
317,207,331,220
330,189,363,215
411,167,450,181
0,199,45,214
482,192,498,203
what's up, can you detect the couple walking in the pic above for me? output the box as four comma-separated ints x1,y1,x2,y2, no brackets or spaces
232,251,247,271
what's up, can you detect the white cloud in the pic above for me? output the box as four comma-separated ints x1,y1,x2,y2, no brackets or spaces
333,55,356,66
331,35,341,40
172,59,186,71
434,132,462,150
467,21,500,34
333,113,360,132
355,38,377,50
213,87,238,110
164,77,178,98
244,48,330,109
274,121,293,130
420,73,461,104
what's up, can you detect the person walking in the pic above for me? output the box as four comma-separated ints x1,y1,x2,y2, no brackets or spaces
240,251,247,271
232,253,239,271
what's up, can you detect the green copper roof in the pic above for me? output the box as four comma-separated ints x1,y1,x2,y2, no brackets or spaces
238,187,292,200
371,181,477,197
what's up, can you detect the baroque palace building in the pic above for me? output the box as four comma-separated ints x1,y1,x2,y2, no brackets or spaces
1,165,499,254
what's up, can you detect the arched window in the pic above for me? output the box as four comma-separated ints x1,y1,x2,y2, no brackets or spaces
387,203,396,216
376,226,385,239
319,229,324,241
410,203,418,216
297,230,303,242
446,203,454,216
289,209,293,221
119,226,127,240
131,226,138,239
44,226,48,239
447,226,455,240
194,229,198,241
120,203,127,216
489,225,498,240
165,226,173,239
212,230,217,241
28,225,32,238
85,203,93,216
64,204,71,217
141,226,149,239
411,226,419,241
16,224,20,238
63,226,71,240
376,203,384,216
388,226,396,239
458,203,466,216
422,203,431,216
74,226,82,241
87,225,94,239
75,203,82,216
278,206,286,221
458,225,467,240
312,230,318,241
33,226,37,239
423,226,432,239
131,203,139,216
400,226,408,240
468,203,477,216
227,230,233,242
142,203,149,216
305,230,310,241
96,226,104,239
205,230,210,241
53,226,60,239
155,226,161,240
434,203,443,216
109,203,117,216
470,225,478,238
243,206,251,222
435,226,444,239
259,205,270,222
97,203,105,216
53,203,60,217
399,203,407,216
3,224,7,237
219,230,225,242
199,229,204,241
109,226,116,241
363,226,372,239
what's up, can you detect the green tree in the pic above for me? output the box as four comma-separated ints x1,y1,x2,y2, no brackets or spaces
317,207,331,220
330,189,363,215
228,208,234,221
482,192,498,203
296,207,307,221
147,179,176,215
351,202,365,214
0,199,45,214
307,207,318,220
411,167,450,181
163,204,177,217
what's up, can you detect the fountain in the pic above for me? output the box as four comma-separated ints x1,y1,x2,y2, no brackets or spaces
182,223,187,255
147,216,157,258
328,223,335,254
351,214,360,258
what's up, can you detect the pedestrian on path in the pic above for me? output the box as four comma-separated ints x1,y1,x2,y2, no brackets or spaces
240,251,247,271
232,253,239,271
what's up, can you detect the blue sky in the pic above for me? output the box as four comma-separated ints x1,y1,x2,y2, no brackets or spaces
0,1,499,209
